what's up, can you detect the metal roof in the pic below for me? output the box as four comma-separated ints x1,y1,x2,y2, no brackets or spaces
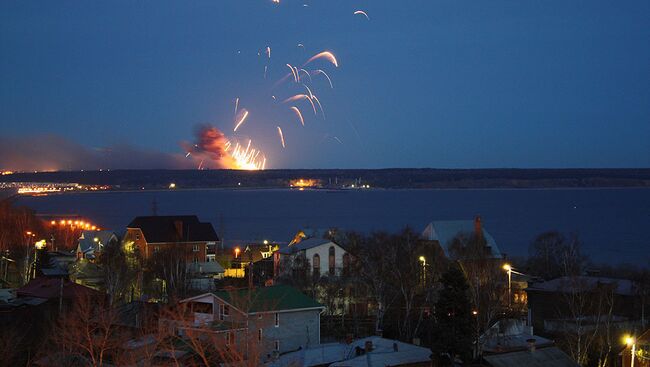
483,346,579,367
422,220,502,258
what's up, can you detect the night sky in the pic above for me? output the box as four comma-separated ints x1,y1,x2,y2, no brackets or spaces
1,0,649,169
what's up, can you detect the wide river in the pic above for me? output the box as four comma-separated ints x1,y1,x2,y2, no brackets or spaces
16,188,650,266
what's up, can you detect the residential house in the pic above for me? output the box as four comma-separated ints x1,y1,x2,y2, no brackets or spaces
275,238,350,278
76,230,119,260
421,216,502,260
124,215,219,263
525,276,642,335
479,318,579,367
179,285,324,357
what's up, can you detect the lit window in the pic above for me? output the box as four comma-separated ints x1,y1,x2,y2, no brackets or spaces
275,312,279,327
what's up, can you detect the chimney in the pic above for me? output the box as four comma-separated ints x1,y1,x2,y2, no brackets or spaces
174,220,183,239
526,338,536,353
474,216,482,237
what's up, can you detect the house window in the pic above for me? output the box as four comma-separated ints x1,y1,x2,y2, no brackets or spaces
342,253,350,276
135,233,140,241
153,246,160,253
258,328,263,342
225,332,231,345
274,340,280,351
223,305,230,316
193,256,198,264
219,304,225,321
313,254,320,274
275,312,279,327
193,244,199,252
328,246,335,275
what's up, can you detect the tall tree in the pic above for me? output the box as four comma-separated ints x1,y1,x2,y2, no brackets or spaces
527,231,587,279
430,265,474,365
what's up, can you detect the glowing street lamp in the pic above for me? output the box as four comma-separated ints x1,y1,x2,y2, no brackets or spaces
624,335,636,367
419,256,426,284
503,263,513,308
234,247,241,259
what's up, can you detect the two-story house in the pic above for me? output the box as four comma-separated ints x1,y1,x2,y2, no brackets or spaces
275,238,349,278
179,285,324,357
124,215,219,263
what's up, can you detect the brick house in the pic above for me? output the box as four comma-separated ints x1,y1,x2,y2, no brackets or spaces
124,215,219,263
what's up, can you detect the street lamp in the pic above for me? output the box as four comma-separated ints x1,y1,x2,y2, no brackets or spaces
624,335,636,367
419,256,426,284
503,263,513,308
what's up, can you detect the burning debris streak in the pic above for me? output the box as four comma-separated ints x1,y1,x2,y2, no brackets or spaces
286,64,298,83
277,126,286,148
312,69,334,88
290,106,305,126
233,109,249,132
234,97,239,116
312,95,325,119
354,10,370,20
305,51,339,68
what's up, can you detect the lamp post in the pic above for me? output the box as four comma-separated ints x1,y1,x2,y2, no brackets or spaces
419,256,426,285
625,335,636,367
503,264,512,308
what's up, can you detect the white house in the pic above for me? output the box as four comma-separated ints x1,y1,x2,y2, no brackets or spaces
276,238,350,277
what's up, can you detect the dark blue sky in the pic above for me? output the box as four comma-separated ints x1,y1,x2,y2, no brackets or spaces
1,0,649,169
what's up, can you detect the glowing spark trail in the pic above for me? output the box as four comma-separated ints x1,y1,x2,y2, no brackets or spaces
312,94,325,119
233,109,249,132
305,51,339,68
234,97,239,116
312,69,334,88
290,106,305,126
277,126,286,148
286,64,298,82
303,84,314,98
266,46,271,59
299,69,312,82
353,10,370,20
283,94,309,103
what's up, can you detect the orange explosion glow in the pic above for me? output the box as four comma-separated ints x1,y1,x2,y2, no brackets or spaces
185,126,266,170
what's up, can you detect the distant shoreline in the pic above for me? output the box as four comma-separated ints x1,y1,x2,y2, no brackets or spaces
3,168,650,191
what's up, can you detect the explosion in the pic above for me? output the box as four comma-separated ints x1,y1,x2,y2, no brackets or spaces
184,126,266,170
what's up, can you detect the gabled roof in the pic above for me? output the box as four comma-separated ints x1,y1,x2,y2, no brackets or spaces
127,215,219,243
17,277,103,299
526,276,636,296
278,238,337,255
422,220,502,258
211,285,323,313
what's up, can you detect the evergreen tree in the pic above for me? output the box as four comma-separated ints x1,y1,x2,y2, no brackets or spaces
430,265,474,365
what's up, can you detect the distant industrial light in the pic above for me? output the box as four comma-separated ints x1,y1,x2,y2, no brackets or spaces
169,183,176,189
